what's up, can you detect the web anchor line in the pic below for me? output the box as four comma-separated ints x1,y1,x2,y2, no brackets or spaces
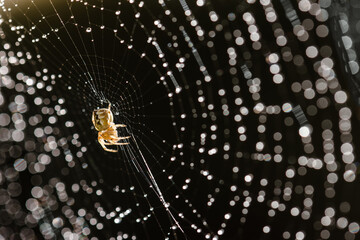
125,131,187,238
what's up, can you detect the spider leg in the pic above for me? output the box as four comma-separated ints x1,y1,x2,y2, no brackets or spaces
107,139,129,145
107,100,111,110
114,124,127,127
99,138,118,152
115,136,131,140
102,138,129,146
106,142,130,145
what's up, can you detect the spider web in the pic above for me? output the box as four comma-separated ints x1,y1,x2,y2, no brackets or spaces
0,0,360,240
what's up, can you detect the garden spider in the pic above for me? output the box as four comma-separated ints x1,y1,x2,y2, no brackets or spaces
92,101,130,152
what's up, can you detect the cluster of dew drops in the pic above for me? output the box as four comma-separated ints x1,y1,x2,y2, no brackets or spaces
0,0,360,240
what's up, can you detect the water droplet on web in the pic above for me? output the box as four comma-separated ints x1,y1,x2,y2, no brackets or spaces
86,27,92,32
14,158,27,171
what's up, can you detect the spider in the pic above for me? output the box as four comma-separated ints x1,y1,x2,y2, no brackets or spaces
92,101,130,152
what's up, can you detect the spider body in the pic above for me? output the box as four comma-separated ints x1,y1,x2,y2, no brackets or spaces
92,102,130,152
